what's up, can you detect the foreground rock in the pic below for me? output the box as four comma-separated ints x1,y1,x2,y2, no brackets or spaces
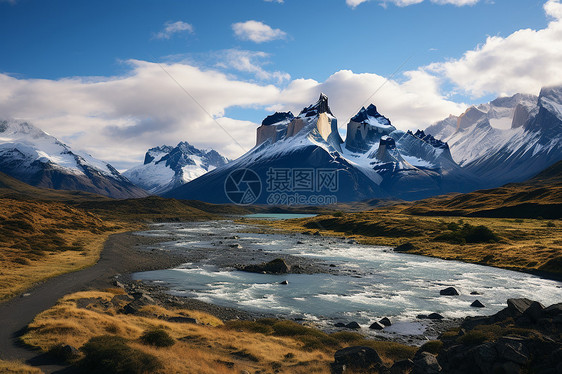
435,298,562,374
331,346,383,374
237,258,290,274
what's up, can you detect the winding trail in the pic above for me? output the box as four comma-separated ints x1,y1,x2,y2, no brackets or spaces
0,231,182,373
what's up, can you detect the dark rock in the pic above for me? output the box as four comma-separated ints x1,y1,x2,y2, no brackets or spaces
280,280,289,285
507,298,534,314
417,314,428,320
329,264,336,267
347,240,358,244
296,241,304,244
496,337,529,365
390,359,414,374
345,321,361,329
413,352,441,374
229,243,242,249
470,291,481,295
427,313,444,320
334,322,346,328
543,302,562,317
379,317,392,326
522,301,545,322
471,300,485,308
122,294,155,315
440,287,459,296
332,346,383,374
239,258,290,274
369,321,385,330
313,231,321,236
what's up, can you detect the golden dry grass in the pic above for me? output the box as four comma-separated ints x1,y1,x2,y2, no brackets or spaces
22,291,336,373
0,360,43,374
0,198,137,300
258,211,562,275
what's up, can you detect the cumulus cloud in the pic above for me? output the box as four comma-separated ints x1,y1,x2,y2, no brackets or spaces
0,61,463,169
264,0,284,3
218,49,290,83
347,0,477,8
426,0,562,97
232,20,287,43
154,21,194,40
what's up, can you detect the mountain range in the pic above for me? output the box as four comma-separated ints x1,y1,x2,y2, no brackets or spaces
123,142,228,195
164,94,478,204
0,120,147,199
2,84,561,204
426,86,562,187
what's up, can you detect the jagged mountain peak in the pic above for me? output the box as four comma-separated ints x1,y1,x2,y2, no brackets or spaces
261,112,294,126
0,119,147,198
298,93,334,117
351,104,392,127
124,141,229,195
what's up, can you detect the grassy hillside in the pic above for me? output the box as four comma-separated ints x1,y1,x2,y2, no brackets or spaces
403,161,562,219
21,290,415,373
0,173,222,300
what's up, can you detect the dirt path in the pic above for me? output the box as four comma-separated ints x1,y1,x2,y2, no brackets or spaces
0,231,183,373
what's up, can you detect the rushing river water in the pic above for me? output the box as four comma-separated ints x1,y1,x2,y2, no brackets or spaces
133,219,562,339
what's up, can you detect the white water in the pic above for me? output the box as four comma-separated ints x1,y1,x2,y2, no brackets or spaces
133,220,562,338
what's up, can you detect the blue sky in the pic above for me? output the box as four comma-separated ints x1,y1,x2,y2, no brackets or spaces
1,0,561,169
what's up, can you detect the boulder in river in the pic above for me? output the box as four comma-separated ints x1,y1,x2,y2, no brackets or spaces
369,321,384,330
279,280,289,285
440,287,459,296
379,317,392,326
345,321,361,329
470,300,485,308
238,258,290,274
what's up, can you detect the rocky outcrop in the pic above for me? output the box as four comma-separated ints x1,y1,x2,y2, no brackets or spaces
331,346,383,374
436,298,562,374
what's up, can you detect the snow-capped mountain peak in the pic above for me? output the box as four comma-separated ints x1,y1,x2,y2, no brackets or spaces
123,141,229,195
425,85,562,186
0,119,147,198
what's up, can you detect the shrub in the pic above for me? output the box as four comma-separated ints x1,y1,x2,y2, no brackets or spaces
79,335,162,374
330,331,364,343
419,340,443,354
332,211,344,218
140,329,175,347
434,224,499,244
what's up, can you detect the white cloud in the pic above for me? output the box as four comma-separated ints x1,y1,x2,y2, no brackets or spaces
232,20,287,43
347,0,477,8
154,21,194,40
0,61,463,169
545,0,562,19
264,0,284,3
426,0,562,97
218,49,290,83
